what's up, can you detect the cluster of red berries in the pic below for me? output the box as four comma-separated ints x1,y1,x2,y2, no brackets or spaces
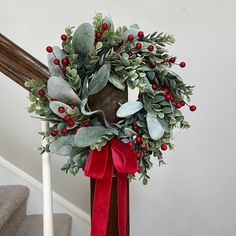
95,22,109,39
149,85,197,112
46,34,70,71
127,123,168,169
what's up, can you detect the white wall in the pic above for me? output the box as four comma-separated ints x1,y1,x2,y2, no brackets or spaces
1,0,236,235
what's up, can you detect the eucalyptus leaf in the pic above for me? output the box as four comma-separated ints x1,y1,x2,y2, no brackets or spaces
116,101,143,118
124,128,137,137
47,76,81,104
88,63,111,95
146,113,165,140
74,126,107,147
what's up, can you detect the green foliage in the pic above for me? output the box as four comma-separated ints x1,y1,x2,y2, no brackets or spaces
26,13,196,183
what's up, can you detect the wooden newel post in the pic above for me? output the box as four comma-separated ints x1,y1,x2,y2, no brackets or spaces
89,83,130,236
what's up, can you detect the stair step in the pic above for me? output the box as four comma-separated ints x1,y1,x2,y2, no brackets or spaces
0,185,29,235
15,214,72,236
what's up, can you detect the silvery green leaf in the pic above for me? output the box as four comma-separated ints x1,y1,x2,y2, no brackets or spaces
124,128,137,137
80,98,110,127
116,101,143,118
140,65,156,72
146,113,165,140
121,28,139,41
47,76,80,104
157,118,170,132
88,63,111,95
109,73,126,91
146,71,155,80
103,16,115,32
48,46,65,77
49,101,71,118
50,135,75,156
74,126,107,147
72,23,95,56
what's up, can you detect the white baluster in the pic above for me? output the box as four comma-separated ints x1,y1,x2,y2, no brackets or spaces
41,121,54,236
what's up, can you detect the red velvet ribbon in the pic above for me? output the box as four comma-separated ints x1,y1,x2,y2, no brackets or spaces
85,138,138,236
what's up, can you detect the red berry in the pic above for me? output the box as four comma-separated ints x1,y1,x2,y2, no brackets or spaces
46,46,53,53
83,120,91,127
147,45,154,52
50,130,58,137
128,141,134,148
64,115,72,122
137,31,144,38
73,127,80,133
136,152,142,159
135,136,142,143
189,105,197,111
162,87,169,93
142,144,148,151
179,62,186,68
169,57,176,63
136,165,142,173
135,42,142,49
180,101,185,107
165,93,172,101
176,103,182,109
149,62,156,68
151,83,158,90
58,107,65,113
68,120,75,127
128,52,133,57
127,34,134,41
61,57,69,66
114,47,119,53
38,89,45,97
161,144,168,151
61,34,67,41
95,32,103,39
69,104,75,109
101,22,109,30
61,127,68,135
161,59,166,64
53,59,60,65
132,125,139,132
170,95,174,102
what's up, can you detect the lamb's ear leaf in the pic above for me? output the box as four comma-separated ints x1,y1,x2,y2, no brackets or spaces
146,112,165,140
72,23,95,57
74,126,107,147
49,101,71,118
47,76,80,105
116,101,143,118
88,63,111,95
48,46,65,77
109,73,126,91
50,135,75,156
80,99,110,127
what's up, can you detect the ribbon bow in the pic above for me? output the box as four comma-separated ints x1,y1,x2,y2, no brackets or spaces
85,137,138,236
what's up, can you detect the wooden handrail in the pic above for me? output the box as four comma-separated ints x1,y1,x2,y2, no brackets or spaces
0,33,49,90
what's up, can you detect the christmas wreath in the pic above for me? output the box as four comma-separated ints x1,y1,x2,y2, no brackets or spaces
26,13,196,185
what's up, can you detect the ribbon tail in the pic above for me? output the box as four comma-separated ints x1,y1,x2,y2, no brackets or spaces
91,154,114,236
117,173,128,236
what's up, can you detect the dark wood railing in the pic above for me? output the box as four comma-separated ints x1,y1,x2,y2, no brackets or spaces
0,33,129,236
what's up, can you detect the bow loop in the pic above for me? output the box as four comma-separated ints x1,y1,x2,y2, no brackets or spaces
111,138,137,175
84,143,110,179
